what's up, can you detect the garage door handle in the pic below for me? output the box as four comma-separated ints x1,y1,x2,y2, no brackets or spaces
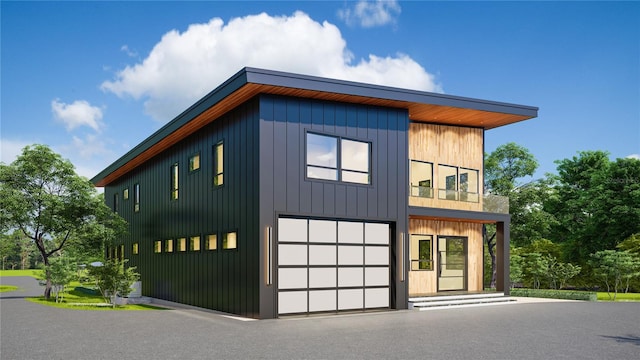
266,226,273,286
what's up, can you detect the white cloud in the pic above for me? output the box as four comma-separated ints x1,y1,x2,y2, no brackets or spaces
627,154,640,160
121,45,138,58
101,11,439,122
0,138,32,165
338,0,401,28
51,99,104,132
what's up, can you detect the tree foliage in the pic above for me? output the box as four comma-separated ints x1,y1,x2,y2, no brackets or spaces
590,250,640,299
0,144,126,299
88,259,139,308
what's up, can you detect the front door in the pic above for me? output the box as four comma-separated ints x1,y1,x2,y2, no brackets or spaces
437,236,467,291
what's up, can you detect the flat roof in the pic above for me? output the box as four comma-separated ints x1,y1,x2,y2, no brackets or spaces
92,67,538,187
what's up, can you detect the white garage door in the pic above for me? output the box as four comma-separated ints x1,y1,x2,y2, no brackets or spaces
277,218,390,315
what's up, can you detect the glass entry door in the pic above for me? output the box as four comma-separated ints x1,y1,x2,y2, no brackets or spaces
437,236,467,291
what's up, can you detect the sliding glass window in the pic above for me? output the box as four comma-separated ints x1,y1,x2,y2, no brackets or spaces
438,165,458,200
459,168,479,202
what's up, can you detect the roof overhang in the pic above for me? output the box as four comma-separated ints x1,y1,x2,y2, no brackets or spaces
92,67,538,187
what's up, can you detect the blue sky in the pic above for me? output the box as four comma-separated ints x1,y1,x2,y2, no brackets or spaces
2,1,638,182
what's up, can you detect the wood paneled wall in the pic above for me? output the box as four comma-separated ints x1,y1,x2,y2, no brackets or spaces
408,123,484,211
408,218,483,295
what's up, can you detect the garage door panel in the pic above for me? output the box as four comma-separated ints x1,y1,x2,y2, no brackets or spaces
278,268,307,289
338,222,363,244
365,223,389,244
338,289,363,310
309,220,337,243
338,267,363,287
338,246,363,265
365,288,389,308
279,291,308,314
279,244,307,266
278,218,307,242
309,268,336,288
365,267,389,286
309,245,336,265
309,290,337,312
365,246,389,265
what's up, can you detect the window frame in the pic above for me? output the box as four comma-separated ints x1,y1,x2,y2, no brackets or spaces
222,231,237,250
178,237,187,252
113,193,119,214
305,131,372,185
213,141,224,187
154,240,162,254
206,234,217,251
171,163,179,200
165,239,174,253
134,183,140,212
409,160,434,198
438,164,459,201
190,236,201,251
410,234,433,271
123,188,129,200
189,152,201,172
132,242,139,255
459,167,479,203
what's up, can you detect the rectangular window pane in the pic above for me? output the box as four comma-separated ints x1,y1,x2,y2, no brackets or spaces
438,165,458,200
134,183,140,212
459,168,479,202
113,193,119,213
190,236,201,251
307,166,338,181
206,235,217,250
410,235,433,271
410,160,433,197
189,153,200,171
132,243,139,255
171,163,179,200
165,239,174,253
341,139,369,173
154,240,162,253
123,188,129,200
223,232,237,249
307,133,337,168
214,142,224,186
341,170,369,184
178,238,186,252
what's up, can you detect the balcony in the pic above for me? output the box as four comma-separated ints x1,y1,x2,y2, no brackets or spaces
409,186,509,214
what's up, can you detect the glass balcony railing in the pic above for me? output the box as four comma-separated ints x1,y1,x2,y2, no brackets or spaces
409,186,510,214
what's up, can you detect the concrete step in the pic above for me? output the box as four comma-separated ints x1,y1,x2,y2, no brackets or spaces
409,293,516,311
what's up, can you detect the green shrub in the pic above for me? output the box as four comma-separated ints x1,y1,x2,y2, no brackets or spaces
511,288,597,301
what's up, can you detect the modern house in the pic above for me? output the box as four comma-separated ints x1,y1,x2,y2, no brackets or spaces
92,67,537,319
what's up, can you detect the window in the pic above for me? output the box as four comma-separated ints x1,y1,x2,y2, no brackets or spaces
206,234,217,250
134,183,140,212
154,240,162,253
190,236,201,251
165,239,174,253
123,188,129,200
438,165,458,200
214,142,224,186
410,160,433,198
306,132,371,184
171,163,179,200
410,235,433,270
222,232,237,249
113,193,119,213
178,238,187,252
459,168,479,202
132,243,139,255
189,153,201,172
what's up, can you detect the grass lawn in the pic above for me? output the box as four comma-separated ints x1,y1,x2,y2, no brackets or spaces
0,285,19,292
597,292,640,302
26,284,165,310
0,269,43,278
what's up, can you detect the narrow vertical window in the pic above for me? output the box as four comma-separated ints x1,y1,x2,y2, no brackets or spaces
206,234,217,250
171,163,179,200
223,231,237,249
113,193,119,214
190,236,201,251
123,188,129,200
410,160,434,198
189,153,200,172
438,165,458,200
459,168,479,202
165,239,174,253
178,238,187,252
132,243,139,255
134,183,140,212
214,141,224,186
154,241,162,253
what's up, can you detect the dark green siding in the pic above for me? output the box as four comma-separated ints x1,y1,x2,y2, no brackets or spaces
105,99,260,318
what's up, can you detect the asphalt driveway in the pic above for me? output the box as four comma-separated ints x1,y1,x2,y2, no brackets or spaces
1,276,638,359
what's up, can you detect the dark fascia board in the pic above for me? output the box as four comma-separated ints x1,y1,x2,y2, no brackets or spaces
92,67,537,185
243,67,539,118
408,206,511,223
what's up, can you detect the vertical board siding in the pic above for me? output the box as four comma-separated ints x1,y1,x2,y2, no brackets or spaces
407,218,483,295
104,99,260,318
258,94,409,318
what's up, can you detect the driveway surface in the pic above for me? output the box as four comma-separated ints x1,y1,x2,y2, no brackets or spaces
1,276,639,359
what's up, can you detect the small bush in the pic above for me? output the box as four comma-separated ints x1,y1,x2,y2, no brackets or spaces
511,288,597,301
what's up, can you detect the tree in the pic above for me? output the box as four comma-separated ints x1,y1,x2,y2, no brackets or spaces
521,253,548,289
47,256,76,303
617,233,640,255
484,142,541,287
590,250,640,300
88,259,139,308
0,232,19,270
0,144,125,299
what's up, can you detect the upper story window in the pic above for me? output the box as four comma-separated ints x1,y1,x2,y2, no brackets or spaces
437,165,479,202
410,160,433,198
134,183,140,212
189,153,200,172
123,188,129,200
113,193,119,213
459,168,479,202
213,142,224,186
171,163,179,200
223,231,237,249
306,132,371,185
